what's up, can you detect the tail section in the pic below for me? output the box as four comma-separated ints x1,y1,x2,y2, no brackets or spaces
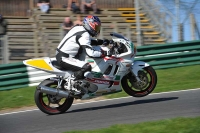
23,57,53,71
23,57,74,77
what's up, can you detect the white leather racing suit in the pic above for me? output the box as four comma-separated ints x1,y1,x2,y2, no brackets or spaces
56,25,104,79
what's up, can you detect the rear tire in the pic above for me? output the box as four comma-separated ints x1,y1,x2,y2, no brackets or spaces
35,79,74,115
121,66,157,97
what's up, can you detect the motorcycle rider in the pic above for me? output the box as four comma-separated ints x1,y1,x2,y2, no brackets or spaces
56,15,111,81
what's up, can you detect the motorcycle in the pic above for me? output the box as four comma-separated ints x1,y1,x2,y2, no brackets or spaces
23,32,157,115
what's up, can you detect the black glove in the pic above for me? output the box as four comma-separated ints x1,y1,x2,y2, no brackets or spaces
102,39,114,46
102,39,110,46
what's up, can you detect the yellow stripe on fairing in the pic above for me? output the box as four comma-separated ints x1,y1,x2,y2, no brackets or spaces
26,59,53,71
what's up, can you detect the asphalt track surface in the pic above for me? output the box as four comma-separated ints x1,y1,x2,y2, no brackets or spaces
0,89,200,133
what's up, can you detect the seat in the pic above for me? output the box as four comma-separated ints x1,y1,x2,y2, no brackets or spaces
51,60,67,71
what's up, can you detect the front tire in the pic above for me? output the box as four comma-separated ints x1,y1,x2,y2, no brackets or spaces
121,66,157,97
35,79,74,115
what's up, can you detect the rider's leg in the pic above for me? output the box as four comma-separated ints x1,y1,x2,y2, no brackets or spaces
74,63,92,80
59,57,92,80
59,57,93,97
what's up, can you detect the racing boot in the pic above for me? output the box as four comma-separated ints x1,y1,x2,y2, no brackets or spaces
73,63,92,80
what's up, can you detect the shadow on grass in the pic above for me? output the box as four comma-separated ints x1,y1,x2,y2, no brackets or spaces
65,97,178,114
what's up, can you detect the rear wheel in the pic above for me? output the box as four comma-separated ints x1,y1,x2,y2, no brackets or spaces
35,79,74,115
121,66,157,97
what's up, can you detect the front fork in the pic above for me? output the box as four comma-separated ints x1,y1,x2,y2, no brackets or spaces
130,61,150,82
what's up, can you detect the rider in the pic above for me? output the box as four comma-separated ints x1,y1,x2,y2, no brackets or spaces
56,15,111,80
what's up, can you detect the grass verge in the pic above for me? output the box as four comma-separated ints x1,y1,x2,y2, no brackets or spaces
0,65,200,110
63,117,200,133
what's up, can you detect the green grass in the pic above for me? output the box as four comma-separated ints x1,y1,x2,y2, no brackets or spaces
0,86,36,110
63,117,200,133
0,65,200,110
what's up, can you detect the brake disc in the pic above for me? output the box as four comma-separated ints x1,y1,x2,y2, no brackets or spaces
130,71,149,90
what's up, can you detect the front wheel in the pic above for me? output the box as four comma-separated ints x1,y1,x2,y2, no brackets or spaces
35,79,74,115
121,66,157,97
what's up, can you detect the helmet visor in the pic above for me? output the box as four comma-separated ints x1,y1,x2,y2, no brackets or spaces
94,22,101,35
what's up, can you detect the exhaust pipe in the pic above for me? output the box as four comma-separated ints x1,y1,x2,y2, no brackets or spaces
39,85,69,98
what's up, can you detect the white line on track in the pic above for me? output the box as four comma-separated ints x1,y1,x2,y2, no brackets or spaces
0,88,200,116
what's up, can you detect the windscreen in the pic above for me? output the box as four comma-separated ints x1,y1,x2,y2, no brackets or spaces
110,32,129,41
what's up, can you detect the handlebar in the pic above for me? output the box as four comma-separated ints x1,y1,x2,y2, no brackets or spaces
108,41,123,55
103,40,125,56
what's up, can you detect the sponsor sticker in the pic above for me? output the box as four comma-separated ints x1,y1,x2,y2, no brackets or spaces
94,80,110,85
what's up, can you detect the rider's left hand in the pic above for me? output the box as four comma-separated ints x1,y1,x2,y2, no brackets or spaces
102,39,110,46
